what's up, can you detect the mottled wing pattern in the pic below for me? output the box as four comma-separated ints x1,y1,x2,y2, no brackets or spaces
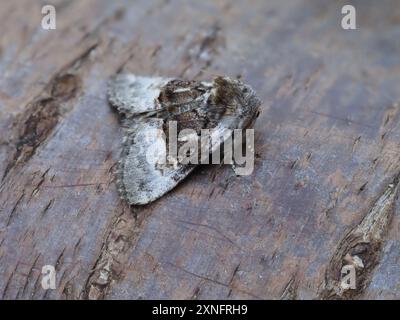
116,118,196,205
108,75,261,205
108,74,171,117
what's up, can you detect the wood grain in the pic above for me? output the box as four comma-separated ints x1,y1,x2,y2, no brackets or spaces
0,0,399,299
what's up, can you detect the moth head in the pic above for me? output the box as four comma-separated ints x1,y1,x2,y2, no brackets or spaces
213,76,261,124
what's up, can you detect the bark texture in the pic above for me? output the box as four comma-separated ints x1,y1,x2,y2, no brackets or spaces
0,0,399,299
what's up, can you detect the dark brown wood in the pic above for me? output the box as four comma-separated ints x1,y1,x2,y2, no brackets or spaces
0,0,399,299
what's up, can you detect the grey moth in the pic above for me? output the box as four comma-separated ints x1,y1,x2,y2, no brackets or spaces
108,74,261,205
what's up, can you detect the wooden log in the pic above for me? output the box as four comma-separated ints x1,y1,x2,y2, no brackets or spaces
0,0,399,299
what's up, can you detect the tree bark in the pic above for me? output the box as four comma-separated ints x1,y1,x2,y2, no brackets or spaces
0,0,399,299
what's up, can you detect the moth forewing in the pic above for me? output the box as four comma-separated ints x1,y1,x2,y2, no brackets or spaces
118,118,195,205
108,74,171,117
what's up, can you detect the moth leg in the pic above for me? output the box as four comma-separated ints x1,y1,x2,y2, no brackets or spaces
108,74,171,117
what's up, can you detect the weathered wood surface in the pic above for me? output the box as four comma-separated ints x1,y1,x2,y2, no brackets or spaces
0,0,399,299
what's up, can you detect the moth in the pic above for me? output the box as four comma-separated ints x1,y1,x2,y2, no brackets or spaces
108,74,261,205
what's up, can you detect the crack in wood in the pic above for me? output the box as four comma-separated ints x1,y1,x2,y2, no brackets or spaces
319,173,400,299
280,273,299,300
167,261,262,299
81,205,148,300
6,192,25,226
1,43,98,182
